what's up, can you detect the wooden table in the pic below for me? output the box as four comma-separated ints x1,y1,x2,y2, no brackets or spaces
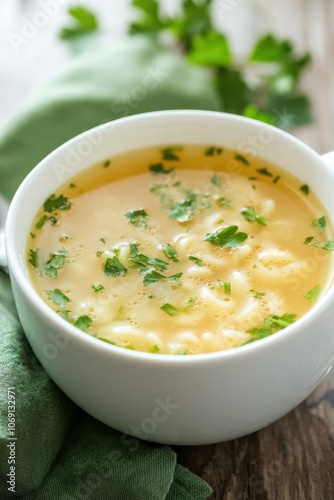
1,1,334,498
175,2,334,497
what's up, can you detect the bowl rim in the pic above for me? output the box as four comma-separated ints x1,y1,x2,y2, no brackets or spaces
6,109,334,366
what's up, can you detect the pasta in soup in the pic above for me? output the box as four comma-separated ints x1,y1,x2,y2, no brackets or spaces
27,145,334,355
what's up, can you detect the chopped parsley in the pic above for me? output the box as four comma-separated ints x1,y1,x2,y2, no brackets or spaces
150,344,160,353
35,215,48,230
100,338,116,345
169,198,196,223
300,184,309,195
124,209,148,229
143,270,166,286
43,194,71,213
250,289,266,299
149,163,174,175
104,257,127,277
204,225,248,248
168,272,182,285
245,313,296,344
30,232,36,239
218,281,231,295
161,146,182,161
273,175,281,184
205,146,223,156
99,238,106,244
28,249,39,268
241,206,267,226
304,236,334,251
235,153,249,165
91,284,105,292
256,167,273,177
189,256,204,266
303,284,322,303
160,303,179,316
162,244,179,262
74,315,93,331
129,243,169,273
312,216,327,231
210,173,223,188
57,310,71,322
96,251,103,257
103,159,111,168
44,250,67,278
45,289,70,307
216,197,232,207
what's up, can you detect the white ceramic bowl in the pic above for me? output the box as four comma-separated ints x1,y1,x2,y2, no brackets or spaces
6,110,334,445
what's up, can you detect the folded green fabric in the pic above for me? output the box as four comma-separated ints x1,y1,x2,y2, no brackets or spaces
0,37,219,499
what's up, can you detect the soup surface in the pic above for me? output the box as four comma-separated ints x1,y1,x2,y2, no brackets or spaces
27,145,334,354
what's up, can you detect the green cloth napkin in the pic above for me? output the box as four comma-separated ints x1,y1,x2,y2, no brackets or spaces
0,37,220,499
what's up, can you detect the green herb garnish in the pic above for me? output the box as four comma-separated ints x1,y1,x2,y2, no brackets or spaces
103,159,110,168
312,216,327,231
204,225,248,248
149,163,174,175
304,285,322,303
125,209,148,229
250,289,266,299
162,244,179,262
150,344,160,353
35,215,48,230
300,184,309,195
241,206,267,226
210,173,223,188
216,197,232,207
304,237,334,251
91,284,105,292
74,315,93,331
256,167,273,177
104,257,127,277
44,250,67,278
235,153,249,165
189,256,204,266
245,313,296,344
28,249,39,269
168,272,183,285
143,270,166,286
160,303,179,316
45,289,70,307
161,146,182,161
218,281,231,295
43,194,71,213
205,146,223,156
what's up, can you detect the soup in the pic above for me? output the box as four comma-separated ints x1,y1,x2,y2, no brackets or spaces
27,145,334,355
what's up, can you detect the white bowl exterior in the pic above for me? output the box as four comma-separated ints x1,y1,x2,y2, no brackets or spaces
6,111,334,445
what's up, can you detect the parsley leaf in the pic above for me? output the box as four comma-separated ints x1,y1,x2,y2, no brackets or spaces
241,206,267,226
205,146,223,156
28,249,39,269
45,289,70,307
149,163,174,175
250,34,293,62
60,6,98,40
256,167,273,177
161,146,183,161
189,256,204,266
104,257,127,277
216,197,232,207
125,209,148,229
313,216,327,231
160,303,179,316
235,154,249,165
91,284,105,292
300,184,309,195
143,270,166,286
304,238,334,251
304,285,322,303
162,244,179,262
188,30,231,66
204,225,248,248
74,315,93,331
245,313,296,344
44,250,67,278
43,194,71,213
169,198,196,223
